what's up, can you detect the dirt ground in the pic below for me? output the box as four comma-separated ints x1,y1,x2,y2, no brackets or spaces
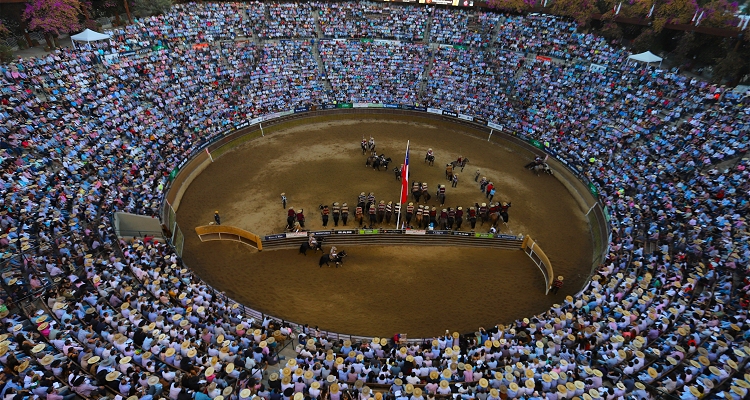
177,116,593,337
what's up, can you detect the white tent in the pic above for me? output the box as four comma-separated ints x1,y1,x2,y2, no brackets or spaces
70,29,111,42
628,51,663,66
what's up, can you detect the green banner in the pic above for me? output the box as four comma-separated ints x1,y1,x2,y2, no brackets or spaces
168,167,179,181
588,183,598,196
475,233,494,238
359,229,380,234
529,139,544,149
337,103,353,109
453,45,467,50
368,103,384,108
361,39,374,43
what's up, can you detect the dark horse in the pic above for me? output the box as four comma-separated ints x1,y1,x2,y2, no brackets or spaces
299,238,324,255
373,157,392,171
451,157,469,172
319,251,347,267
425,154,435,166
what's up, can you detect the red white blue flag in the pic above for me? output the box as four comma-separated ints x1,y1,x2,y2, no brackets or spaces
400,141,410,205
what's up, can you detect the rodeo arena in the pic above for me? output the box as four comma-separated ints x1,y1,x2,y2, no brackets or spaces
1,1,750,400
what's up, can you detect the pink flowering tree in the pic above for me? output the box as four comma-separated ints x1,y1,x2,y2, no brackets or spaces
23,0,85,47
653,0,698,31
699,0,739,28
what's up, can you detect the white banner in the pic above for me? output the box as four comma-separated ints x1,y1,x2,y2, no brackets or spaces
427,107,442,115
458,114,473,121
353,103,370,108
405,229,426,235
247,117,263,126
488,122,503,130
286,232,308,238
589,63,607,73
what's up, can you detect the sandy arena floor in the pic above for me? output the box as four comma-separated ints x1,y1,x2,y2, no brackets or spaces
177,116,593,337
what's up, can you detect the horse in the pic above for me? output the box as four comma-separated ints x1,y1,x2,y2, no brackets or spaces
451,157,470,171
421,190,431,203
299,238,324,256
424,153,435,166
366,156,376,168
531,163,553,176
319,251,347,267
373,157,392,171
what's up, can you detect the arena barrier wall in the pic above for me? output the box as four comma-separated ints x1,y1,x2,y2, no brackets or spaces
260,229,523,251
161,107,610,339
194,225,263,250
521,235,554,295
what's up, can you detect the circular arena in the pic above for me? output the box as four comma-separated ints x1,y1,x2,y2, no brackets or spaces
174,113,594,337
0,1,749,400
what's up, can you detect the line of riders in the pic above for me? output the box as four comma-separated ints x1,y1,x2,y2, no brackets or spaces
286,192,511,232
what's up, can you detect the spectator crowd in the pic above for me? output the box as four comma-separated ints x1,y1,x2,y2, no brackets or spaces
0,1,748,399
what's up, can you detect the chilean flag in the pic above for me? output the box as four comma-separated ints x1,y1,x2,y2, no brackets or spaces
400,141,410,205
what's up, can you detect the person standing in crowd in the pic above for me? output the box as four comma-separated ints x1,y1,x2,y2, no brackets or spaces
296,209,306,228
332,202,341,227
341,203,349,226
320,205,329,228
214,211,221,225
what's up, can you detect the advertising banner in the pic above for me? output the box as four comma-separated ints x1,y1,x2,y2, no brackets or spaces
359,229,380,234
353,103,370,108
442,110,458,118
368,103,384,108
452,231,472,236
475,233,494,238
427,230,450,235
286,232,308,238
337,103,353,108
405,229,426,235
294,106,309,113
335,230,357,234
311,231,333,236
487,122,502,130
427,107,442,115
458,113,473,121
474,117,488,125
384,104,400,109
264,233,286,241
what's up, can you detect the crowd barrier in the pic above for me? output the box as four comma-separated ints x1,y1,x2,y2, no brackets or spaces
161,106,609,339
194,225,263,250
521,235,554,295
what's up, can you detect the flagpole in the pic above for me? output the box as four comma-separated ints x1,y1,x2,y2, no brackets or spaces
396,140,409,229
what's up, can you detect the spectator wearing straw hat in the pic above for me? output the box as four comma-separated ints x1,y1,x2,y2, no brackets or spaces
551,276,564,295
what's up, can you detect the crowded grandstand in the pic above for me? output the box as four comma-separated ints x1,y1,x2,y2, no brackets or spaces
0,1,749,399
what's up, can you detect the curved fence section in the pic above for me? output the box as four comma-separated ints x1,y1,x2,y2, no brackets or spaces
195,225,263,250
522,235,554,295
261,229,523,251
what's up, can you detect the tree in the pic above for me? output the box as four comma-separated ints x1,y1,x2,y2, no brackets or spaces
132,0,171,17
632,28,658,52
699,0,739,28
0,20,8,37
487,0,534,12
549,0,598,25
23,0,85,48
653,0,699,32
